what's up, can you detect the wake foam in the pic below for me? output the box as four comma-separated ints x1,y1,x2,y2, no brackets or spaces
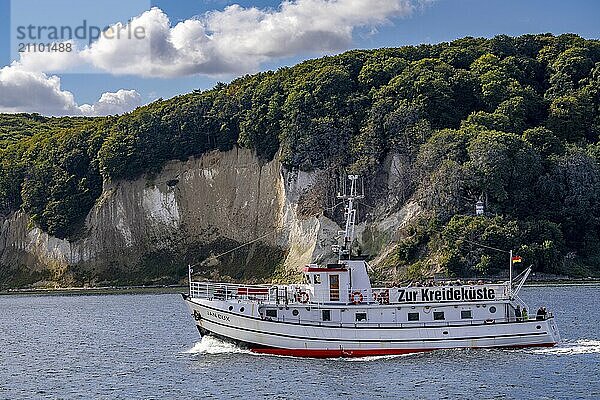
184,335,251,355
345,355,402,362
344,353,419,362
528,339,600,355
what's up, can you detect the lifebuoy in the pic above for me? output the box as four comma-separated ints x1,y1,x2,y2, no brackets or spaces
296,291,309,304
350,291,363,305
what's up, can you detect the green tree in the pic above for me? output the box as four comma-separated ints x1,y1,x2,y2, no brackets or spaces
438,215,521,276
465,130,542,217
522,127,564,158
546,91,594,142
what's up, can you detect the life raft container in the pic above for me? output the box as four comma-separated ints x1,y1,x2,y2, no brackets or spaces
375,290,390,305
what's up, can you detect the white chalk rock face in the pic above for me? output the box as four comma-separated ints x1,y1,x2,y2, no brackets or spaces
142,187,180,227
0,148,418,283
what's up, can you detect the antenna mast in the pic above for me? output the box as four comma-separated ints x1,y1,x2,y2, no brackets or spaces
334,175,364,261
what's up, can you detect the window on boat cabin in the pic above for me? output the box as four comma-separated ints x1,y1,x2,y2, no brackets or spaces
266,309,277,318
408,312,419,322
304,275,311,284
314,274,322,284
461,310,473,319
355,312,367,322
433,311,445,320
322,310,331,321
329,274,340,301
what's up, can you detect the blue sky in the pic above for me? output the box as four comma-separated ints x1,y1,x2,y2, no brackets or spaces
0,0,599,115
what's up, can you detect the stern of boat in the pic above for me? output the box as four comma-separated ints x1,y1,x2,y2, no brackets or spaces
546,315,561,345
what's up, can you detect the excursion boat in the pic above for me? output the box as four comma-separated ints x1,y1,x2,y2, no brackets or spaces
182,175,560,358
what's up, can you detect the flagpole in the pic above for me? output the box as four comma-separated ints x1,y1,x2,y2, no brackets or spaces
509,249,513,299
188,264,192,295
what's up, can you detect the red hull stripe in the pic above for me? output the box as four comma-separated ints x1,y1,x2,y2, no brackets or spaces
250,342,557,358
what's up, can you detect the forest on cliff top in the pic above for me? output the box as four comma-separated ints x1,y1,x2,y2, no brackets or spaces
1,33,600,278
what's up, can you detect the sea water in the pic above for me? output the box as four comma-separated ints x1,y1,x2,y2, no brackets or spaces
0,285,599,399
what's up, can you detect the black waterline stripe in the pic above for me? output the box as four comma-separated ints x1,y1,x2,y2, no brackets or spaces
199,315,548,344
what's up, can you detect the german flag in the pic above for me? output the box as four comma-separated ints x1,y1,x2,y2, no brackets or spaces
512,256,522,263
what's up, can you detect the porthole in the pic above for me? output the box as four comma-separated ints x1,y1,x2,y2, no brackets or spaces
442,331,448,335
240,307,245,313
292,309,299,316
228,306,233,311
489,306,497,314
536,325,541,330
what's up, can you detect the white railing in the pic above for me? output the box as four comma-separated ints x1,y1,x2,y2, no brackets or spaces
190,282,381,305
189,281,510,306
190,281,275,302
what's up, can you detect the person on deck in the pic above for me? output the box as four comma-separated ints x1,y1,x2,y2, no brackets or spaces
515,305,522,322
536,307,545,320
522,307,528,321
535,306,548,321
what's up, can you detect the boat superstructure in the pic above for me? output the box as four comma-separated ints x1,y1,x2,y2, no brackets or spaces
183,176,560,358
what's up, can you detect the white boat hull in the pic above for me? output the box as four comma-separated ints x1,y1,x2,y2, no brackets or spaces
184,297,560,358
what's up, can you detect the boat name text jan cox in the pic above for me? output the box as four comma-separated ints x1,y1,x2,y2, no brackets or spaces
207,310,231,322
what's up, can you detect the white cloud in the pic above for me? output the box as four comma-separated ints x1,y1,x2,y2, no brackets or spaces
0,64,140,116
79,89,142,116
18,41,85,73
0,63,79,115
1,0,422,115
20,0,420,78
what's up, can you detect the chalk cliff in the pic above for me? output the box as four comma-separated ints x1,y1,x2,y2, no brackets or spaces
0,148,418,287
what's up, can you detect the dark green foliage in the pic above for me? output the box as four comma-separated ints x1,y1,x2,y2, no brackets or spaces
546,91,595,142
0,114,93,148
1,34,600,276
19,129,103,238
439,215,521,276
465,130,542,216
436,215,565,276
522,126,564,158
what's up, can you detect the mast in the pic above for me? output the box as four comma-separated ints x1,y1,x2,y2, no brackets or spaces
509,249,513,299
335,175,364,261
